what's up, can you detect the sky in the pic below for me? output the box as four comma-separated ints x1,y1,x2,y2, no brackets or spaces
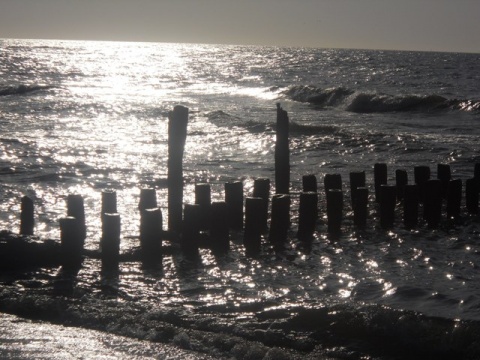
0,0,479,53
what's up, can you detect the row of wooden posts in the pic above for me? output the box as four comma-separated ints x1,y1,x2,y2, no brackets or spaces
14,104,480,269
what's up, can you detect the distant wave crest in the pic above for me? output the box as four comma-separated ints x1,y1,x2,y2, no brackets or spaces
0,84,56,97
283,85,480,113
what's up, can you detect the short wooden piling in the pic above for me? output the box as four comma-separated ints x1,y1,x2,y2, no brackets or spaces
195,183,211,230
253,178,270,232
181,204,201,258
437,164,452,199
139,208,162,262
168,105,189,232
424,179,442,228
302,175,317,193
60,216,83,269
225,181,244,230
101,213,121,269
275,104,290,194
326,189,343,234
446,179,462,220
414,166,430,203
102,190,117,217
139,188,157,212
244,197,263,255
268,194,290,247
297,192,318,240
67,194,86,244
353,187,368,228
374,163,388,203
20,196,34,235
466,178,479,214
403,185,419,228
349,171,366,207
379,185,396,228
324,174,342,193
395,169,408,201
210,202,230,253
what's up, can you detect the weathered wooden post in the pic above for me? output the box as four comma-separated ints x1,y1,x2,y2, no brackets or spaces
20,195,34,235
102,190,117,218
466,178,479,214
225,181,243,230
326,189,343,234
67,194,86,244
181,204,200,259
195,183,211,230
139,188,157,212
437,164,451,199
168,105,188,232
349,171,365,207
414,166,430,203
244,197,263,255
324,174,342,193
446,179,462,220
302,175,317,193
353,187,368,228
424,179,442,228
268,194,290,248
210,202,230,254
60,216,83,269
101,213,121,270
403,185,419,228
379,185,396,228
253,178,270,232
395,169,408,201
139,208,162,263
297,192,318,241
374,163,388,203
275,103,289,194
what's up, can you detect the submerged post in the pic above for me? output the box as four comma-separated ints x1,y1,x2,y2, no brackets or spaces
20,196,34,235
275,103,289,194
168,105,188,232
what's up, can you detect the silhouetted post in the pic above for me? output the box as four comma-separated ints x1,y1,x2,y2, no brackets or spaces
324,174,342,193
139,188,157,212
437,164,451,199
102,190,117,218
67,194,86,244
349,171,366,207
326,189,343,234
20,196,34,235
353,187,368,228
269,194,290,248
374,163,388,203
60,217,83,269
403,185,419,228
395,169,408,201
414,166,430,203
424,179,442,228
253,178,270,232
302,175,317,193
181,204,200,259
466,178,479,214
225,181,243,230
168,105,188,232
379,185,396,228
210,202,230,253
195,183,211,230
101,213,121,270
475,164,480,182
446,179,462,220
275,103,289,194
244,197,263,255
297,192,318,240
139,208,162,263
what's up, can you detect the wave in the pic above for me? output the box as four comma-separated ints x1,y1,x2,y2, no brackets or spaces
0,84,56,97
283,85,480,114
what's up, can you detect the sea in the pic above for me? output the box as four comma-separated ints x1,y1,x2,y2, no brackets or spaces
1,39,480,359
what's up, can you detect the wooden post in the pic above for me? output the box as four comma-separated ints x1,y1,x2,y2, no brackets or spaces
353,187,368,228
324,174,342,193
395,169,408,201
424,179,442,228
20,196,34,235
297,192,318,240
225,181,244,230
195,183,211,230
374,163,388,203
475,163,480,181
244,197,263,255
379,185,396,229
268,194,290,248
466,178,479,214
437,164,451,199
181,204,200,259
101,213,121,270
403,185,419,228
302,175,317,193
102,190,117,217
446,179,462,220
275,103,289,194
349,171,365,207
139,188,157,212
60,216,83,269
326,189,343,234
414,166,430,203
67,194,86,244
139,208,162,263
253,178,270,232
168,105,188,232
210,202,230,254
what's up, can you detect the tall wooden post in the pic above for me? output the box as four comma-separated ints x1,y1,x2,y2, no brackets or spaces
168,105,188,232
275,103,289,194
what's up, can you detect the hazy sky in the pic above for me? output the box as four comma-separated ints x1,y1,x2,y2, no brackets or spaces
1,0,479,53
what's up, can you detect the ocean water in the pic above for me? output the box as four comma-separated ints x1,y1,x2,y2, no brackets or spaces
1,39,480,359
